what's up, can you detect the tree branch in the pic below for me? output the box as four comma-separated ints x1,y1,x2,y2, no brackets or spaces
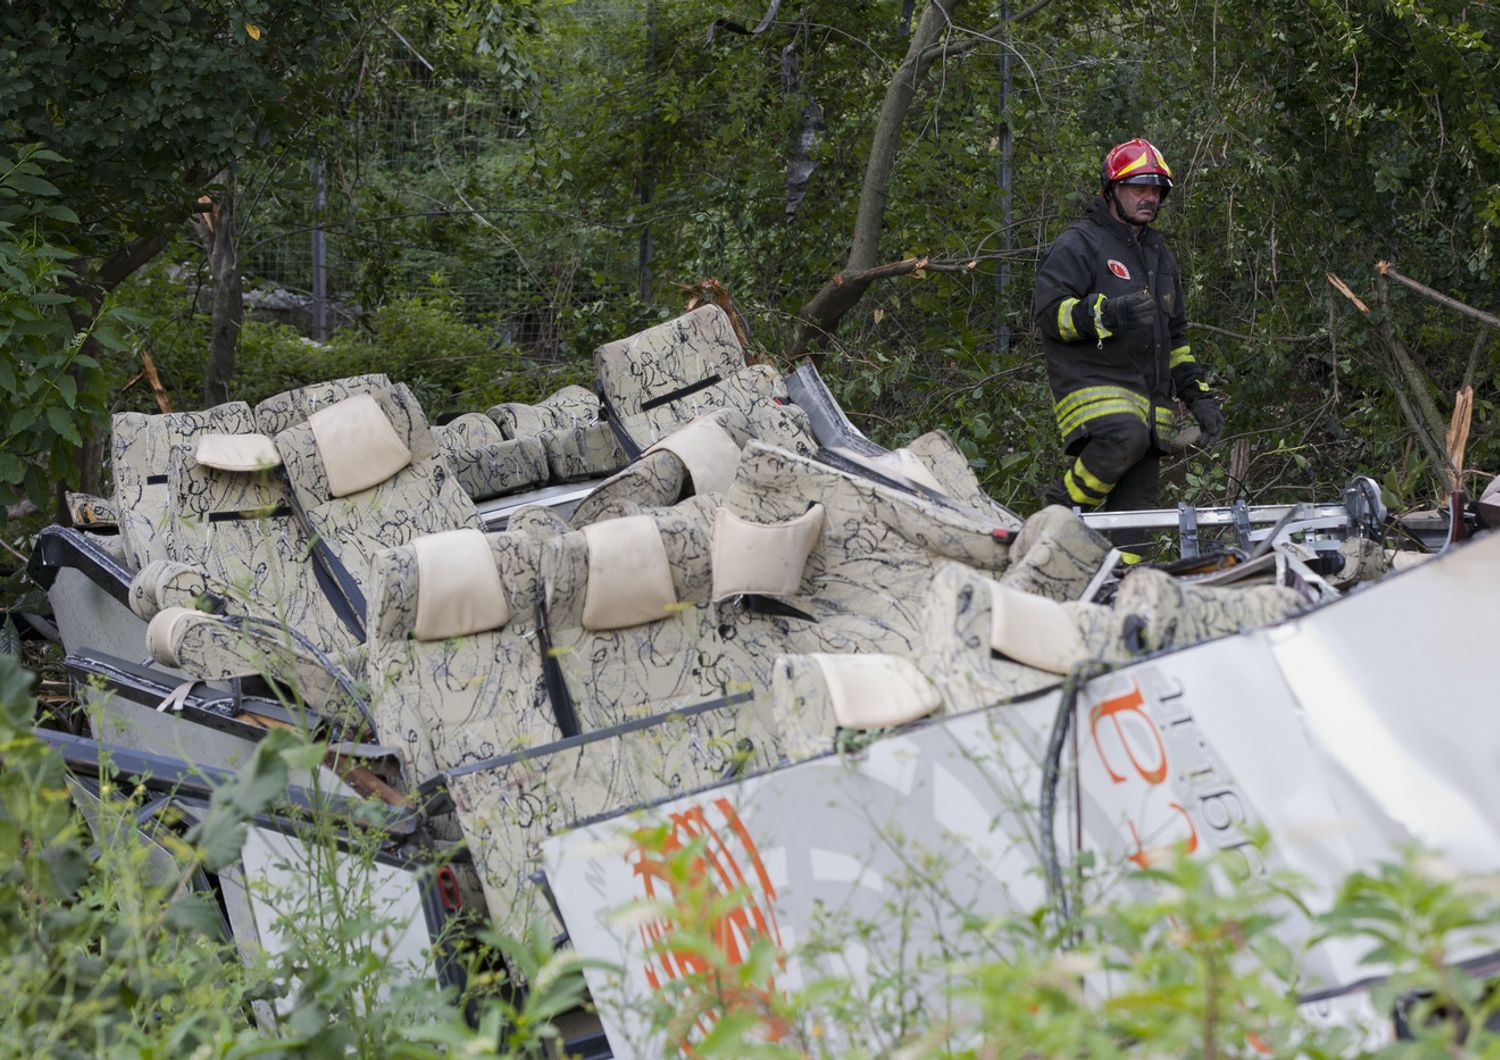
1462,326,1489,392
923,0,1056,62
1373,268,1448,444
94,232,170,294
832,254,978,286
790,0,960,361
1377,260,1499,329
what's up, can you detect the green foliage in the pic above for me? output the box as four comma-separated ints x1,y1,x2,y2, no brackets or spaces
118,272,591,420
0,654,245,1053
0,0,369,271
625,822,1500,1057
0,146,117,511
3,655,600,1055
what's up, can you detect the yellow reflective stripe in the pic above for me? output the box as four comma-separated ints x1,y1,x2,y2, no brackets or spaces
1064,470,1106,507
1114,152,1150,178
1072,458,1112,495
1119,550,1145,565
1197,380,1211,392
1170,345,1195,368
1057,399,1148,438
1092,294,1113,339
1057,297,1081,341
1153,406,1174,427
1055,385,1148,419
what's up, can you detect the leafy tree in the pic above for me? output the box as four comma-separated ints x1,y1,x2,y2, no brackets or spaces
0,0,374,302
0,0,378,492
0,146,119,512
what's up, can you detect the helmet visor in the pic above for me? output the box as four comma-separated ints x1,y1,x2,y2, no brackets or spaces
1116,172,1172,189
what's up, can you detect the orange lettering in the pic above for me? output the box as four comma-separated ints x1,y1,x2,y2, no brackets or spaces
1125,802,1200,868
1090,682,1169,785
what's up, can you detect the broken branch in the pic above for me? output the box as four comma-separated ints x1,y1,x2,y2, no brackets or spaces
140,348,173,413
1325,271,1370,314
1444,385,1474,493
1376,261,1500,329
830,255,980,287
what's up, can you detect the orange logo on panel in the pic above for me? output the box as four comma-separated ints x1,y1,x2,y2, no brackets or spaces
628,796,787,1049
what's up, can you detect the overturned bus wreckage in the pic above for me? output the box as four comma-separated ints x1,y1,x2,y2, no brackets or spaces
25,302,1500,1054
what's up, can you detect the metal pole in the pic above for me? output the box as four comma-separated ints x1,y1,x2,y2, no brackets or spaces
637,0,656,304
995,0,1012,358
311,158,327,341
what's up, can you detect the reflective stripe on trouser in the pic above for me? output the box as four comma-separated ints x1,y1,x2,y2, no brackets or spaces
1054,386,1172,440
1044,411,1155,512
1063,456,1112,507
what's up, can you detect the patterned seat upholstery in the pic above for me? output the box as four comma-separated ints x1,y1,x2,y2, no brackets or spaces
915,562,1117,717
997,505,1113,602
905,429,1021,524
748,399,818,458
111,401,257,570
486,384,599,439
1110,566,1307,653
252,374,391,437
534,420,627,483
488,383,628,483
566,407,754,528
170,444,354,648
366,530,560,783
593,304,786,451
447,698,766,938
715,442,1014,675
275,383,483,601
433,412,549,502
540,503,778,749
775,556,1312,761
137,440,368,709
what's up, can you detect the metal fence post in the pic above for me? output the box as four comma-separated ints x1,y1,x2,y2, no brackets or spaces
311,158,327,341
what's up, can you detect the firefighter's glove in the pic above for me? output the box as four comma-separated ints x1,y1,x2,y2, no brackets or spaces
1188,397,1224,447
1099,289,1156,335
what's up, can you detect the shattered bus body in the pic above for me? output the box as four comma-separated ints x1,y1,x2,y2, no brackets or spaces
24,302,1498,1053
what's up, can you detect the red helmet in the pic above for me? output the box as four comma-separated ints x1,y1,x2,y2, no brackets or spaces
1101,138,1174,198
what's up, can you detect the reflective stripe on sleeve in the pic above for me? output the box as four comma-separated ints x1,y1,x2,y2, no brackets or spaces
1057,297,1081,341
1170,345,1195,368
1091,294,1113,340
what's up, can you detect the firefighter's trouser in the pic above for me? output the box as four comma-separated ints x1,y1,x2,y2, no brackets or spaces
1042,412,1161,550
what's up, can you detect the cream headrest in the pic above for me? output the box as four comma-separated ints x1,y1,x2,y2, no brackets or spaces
194,432,282,472
711,504,824,602
987,580,1088,674
644,414,744,495
809,653,940,730
308,393,412,498
581,515,678,630
146,606,201,666
412,528,510,641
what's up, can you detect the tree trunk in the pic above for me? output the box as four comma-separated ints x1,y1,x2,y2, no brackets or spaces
200,176,242,406
789,0,960,363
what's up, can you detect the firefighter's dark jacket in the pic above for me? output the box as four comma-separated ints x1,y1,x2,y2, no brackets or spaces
1032,197,1209,449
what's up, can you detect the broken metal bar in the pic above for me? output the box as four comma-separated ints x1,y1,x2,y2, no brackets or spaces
1231,499,1253,552
1177,503,1200,560
1080,501,1351,534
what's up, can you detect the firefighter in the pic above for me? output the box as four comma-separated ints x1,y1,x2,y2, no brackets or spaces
1032,137,1224,551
